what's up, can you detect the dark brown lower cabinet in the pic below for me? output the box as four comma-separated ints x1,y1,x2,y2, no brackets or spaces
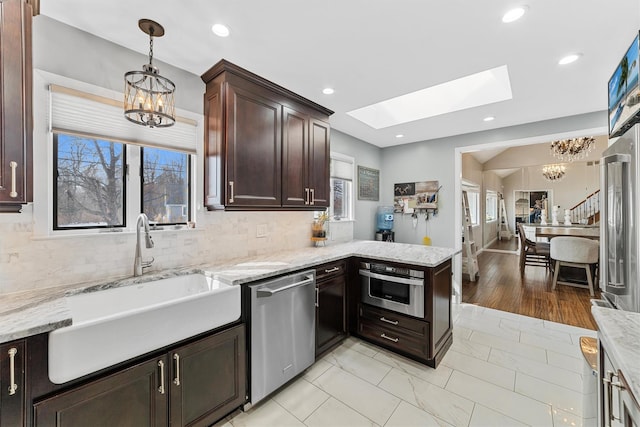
315,261,347,357
33,324,245,427
1,340,26,427
170,324,246,427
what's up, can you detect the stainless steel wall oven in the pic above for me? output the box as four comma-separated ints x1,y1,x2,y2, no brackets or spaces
359,262,425,318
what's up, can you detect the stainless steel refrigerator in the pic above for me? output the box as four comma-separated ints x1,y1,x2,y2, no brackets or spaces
600,124,640,312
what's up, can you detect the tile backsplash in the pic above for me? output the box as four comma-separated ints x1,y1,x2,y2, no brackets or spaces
0,207,338,294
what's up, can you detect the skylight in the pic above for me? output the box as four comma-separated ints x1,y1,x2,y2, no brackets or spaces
347,65,513,129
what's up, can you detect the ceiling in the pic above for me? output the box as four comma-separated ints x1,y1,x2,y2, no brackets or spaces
40,0,640,148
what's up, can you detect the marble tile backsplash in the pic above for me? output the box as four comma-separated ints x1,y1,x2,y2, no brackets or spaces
0,208,338,294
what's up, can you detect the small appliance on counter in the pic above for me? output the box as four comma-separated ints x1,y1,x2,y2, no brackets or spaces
375,206,395,242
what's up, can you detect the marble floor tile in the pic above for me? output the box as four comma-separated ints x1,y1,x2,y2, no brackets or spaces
322,345,392,385
304,397,380,427
312,365,400,426
446,371,553,426
469,404,528,427
339,336,381,358
543,319,595,335
546,350,587,375
452,324,473,340
302,359,333,382
553,407,589,427
518,324,575,345
441,349,516,390
378,368,474,426
470,330,548,363
455,315,521,341
384,401,454,427
372,348,453,388
515,373,583,416
449,335,492,361
520,331,583,358
224,399,305,427
271,377,329,421
489,348,583,393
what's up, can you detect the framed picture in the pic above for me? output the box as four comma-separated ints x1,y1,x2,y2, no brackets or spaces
358,166,379,201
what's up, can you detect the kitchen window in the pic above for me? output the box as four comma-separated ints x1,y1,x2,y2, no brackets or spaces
35,74,200,236
330,153,355,221
54,134,126,230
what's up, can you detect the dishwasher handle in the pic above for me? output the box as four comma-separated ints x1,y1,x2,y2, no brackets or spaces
256,276,314,297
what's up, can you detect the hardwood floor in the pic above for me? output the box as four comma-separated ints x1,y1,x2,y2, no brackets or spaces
462,250,599,330
485,238,519,251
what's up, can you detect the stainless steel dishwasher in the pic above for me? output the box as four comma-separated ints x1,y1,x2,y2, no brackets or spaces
249,269,316,405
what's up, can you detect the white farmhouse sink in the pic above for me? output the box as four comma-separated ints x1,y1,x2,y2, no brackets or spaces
48,273,240,384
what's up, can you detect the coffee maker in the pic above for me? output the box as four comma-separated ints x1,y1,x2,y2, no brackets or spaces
375,206,394,242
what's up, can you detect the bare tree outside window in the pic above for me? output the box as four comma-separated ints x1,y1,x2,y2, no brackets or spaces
142,147,189,224
54,134,125,229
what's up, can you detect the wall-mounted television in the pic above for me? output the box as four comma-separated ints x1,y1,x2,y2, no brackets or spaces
609,32,640,137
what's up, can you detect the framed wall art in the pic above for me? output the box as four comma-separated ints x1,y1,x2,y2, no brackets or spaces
358,166,379,201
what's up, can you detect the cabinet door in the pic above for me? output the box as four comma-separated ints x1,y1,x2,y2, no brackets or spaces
282,107,309,207
225,84,282,207
316,275,346,357
0,340,26,427
33,357,167,427
203,86,224,210
307,118,330,208
170,324,246,427
0,0,33,210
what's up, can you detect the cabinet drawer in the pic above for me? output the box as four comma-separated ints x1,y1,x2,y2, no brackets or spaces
359,304,427,337
315,260,347,282
358,318,428,360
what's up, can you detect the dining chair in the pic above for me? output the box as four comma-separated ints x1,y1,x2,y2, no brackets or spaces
550,236,599,296
517,223,550,276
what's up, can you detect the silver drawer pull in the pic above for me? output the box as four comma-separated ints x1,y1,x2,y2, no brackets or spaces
380,317,398,325
158,360,165,394
305,188,310,205
324,267,340,273
8,348,17,395
9,161,18,198
381,333,399,343
229,181,235,203
173,354,181,386
310,188,315,205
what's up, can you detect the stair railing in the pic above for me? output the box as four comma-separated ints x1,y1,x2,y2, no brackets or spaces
569,189,600,224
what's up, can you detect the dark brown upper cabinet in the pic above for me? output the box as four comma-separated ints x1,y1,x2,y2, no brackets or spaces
201,60,333,210
0,0,33,212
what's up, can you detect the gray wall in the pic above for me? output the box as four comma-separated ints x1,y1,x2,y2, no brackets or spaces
330,129,382,240
33,16,204,113
381,111,607,249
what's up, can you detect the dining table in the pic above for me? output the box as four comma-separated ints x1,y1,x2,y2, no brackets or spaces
535,226,600,240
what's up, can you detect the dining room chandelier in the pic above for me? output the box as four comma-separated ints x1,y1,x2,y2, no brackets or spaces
542,164,566,182
124,19,175,128
549,136,595,162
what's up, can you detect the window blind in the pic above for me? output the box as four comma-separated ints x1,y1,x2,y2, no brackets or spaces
331,156,354,180
50,84,197,154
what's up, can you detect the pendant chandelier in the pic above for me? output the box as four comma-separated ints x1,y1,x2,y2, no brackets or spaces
542,164,566,182
549,136,595,162
124,19,175,128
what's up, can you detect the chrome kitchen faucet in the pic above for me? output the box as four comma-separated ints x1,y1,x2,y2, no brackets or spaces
134,213,155,276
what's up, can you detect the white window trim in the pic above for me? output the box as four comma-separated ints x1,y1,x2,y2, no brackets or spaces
330,151,355,222
485,190,498,223
32,69,204,238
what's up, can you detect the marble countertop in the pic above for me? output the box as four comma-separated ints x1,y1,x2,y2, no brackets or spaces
592,306,640,402
0,240,456,344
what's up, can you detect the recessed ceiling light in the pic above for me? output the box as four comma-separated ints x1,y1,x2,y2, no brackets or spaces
347,65,512,129
211,24,230,37
322,88,334,95
395,134,404,138
558,53,582,65
483,116,495,122
502,6,527,23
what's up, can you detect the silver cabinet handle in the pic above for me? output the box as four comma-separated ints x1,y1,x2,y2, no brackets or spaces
173,354,181,386
381,333,399,343
315,286,319,307
324,267,340,273
229,181,235,203
8,348,17,395
305,188,310,205
256,276,314,297
158,360,165,394
310,188,315,205
380,317,399,326
9,161,18,198
603,369,624,426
